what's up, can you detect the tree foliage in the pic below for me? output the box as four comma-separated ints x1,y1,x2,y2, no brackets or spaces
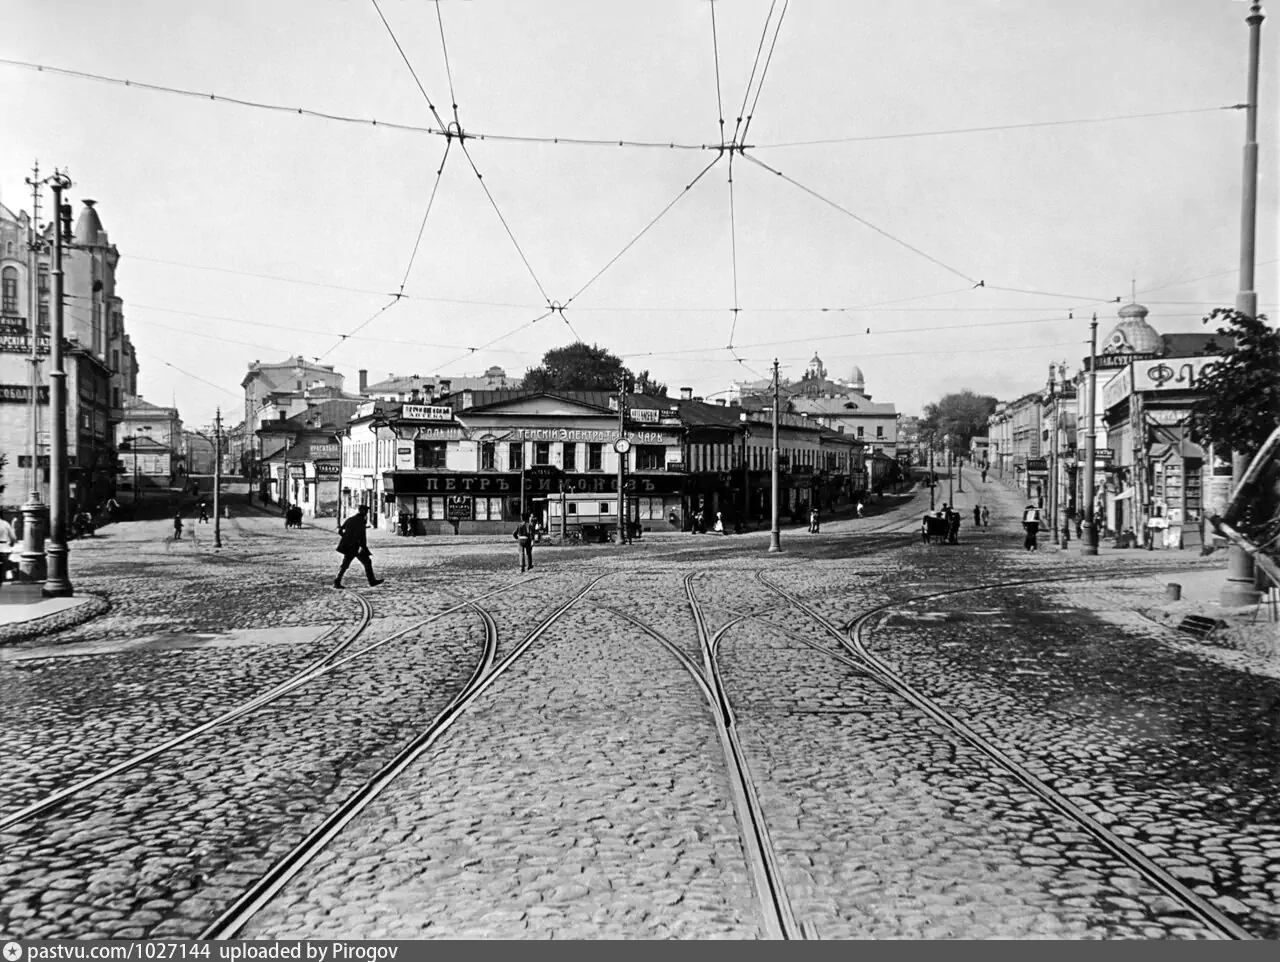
920,390,999,451
522,343,667,396
1189,308,1280,461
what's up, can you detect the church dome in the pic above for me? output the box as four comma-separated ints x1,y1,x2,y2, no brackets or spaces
1103,302,1163,356
849,365,865,390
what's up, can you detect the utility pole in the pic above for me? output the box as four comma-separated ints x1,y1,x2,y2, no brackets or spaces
929,441,936,511
1081,313,1099,556
20,163,48,583
1222,0,1266,606
768,359,782,553
616,374,627,544
44,171,73,597
213,408,223,549
1048,364,1060,546
947,437,954,506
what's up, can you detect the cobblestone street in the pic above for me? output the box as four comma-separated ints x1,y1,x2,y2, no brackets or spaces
2,481,1277,940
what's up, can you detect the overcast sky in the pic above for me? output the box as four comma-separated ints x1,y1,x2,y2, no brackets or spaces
3,0,1276,427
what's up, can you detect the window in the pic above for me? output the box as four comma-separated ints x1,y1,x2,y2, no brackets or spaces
112,350,120,373
1,267,17,314
563,442,576,471
415,496,445,519
415,440,446,469
38,302,48,330
587,443,603,471
635,445,664,471
876,426,884,438
857,426,865,438
509,442,524,470
38,268,49,293
567,502,578,515
481,442,496,471
113,387,120,408
598,502,612,514
534,441,551,466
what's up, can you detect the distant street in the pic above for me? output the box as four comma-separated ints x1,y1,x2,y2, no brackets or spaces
1,477,1277,940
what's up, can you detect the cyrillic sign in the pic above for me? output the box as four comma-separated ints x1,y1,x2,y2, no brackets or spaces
401,404,453,421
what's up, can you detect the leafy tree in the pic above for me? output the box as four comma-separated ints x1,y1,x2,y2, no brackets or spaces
522,343,667,396
1189,308,1279,461
920,390,999,452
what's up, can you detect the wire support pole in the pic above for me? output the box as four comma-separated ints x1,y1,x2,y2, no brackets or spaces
1080,313,1099,556
45,171,73,598
617,374,628,545
768,358,782,553
1222,0,1266,607
213,408,223,550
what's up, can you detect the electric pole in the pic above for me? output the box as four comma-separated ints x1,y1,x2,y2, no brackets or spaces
768,359,782,553
1222,0,1266,606
213,408,223,549
1048,364,1059,546
44,171,73,597
616,374,627,544
1081,313,1099,556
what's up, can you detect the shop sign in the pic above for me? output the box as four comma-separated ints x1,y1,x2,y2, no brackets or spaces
525,465,563,480
409,426,461,441
396,445,414,469
401,404,453,422
315,462,341,478
0,333,50,355
289,465,306,477
510,427,675,445
1102,368,1133,411
629,408,660,424
446,495,472,521
1145,409,1187,426
309,443,338,458
666,461,686,472
1092,352,1156,371
0,384,50,403
1136,356,1219,393
1026,459,1047,471
389,471,686,496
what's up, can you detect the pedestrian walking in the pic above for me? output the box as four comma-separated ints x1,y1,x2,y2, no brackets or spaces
981,467,988,483
1022,504,1042,551
0,514,16,582
856,501,865,518
198,500,209,523
333,504,383,589
513,513,537,572
173,513,184,542
948,506,961,544
973,504,982,528
981,504,990,528
809,507,820,533
713,511,725,534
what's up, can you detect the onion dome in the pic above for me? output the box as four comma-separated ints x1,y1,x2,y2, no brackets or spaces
1103,302,1163,356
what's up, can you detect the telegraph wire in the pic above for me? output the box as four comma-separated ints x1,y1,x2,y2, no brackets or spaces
983,284,1120,302
727,153,742,347
459,139,551,305
128,315,300,355
371,0,449,132
709,0,726,147
741,151,980,285
753,104,1247,148
739,0,788,145
563,154,723,309
398,140,452,297
434,308,555,372
732,0,778,145
134,350,244,399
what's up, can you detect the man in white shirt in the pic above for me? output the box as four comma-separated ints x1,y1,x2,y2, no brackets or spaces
0,515,17,581
1022,504,1042,552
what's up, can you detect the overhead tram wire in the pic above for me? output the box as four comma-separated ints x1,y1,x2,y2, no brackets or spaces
561,154,724,311
316,297,401,362
740,151,980,286
739,0,789,145
434,308,556,372
397,140,452,297
371,0,449,133
752,104,1248,148
709,0,727,148
731,0,779,145
727,153,742,347
134,351,244,400
0,59,1240,152
434,0,462,128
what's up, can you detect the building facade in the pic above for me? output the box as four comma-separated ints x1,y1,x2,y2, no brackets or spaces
116,396,182,494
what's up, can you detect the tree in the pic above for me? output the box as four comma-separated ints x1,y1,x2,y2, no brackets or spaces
1189,308,1279,462
919,390,999,452
522,343,667,396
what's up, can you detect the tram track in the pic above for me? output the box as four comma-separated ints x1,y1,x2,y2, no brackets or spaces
0,577,534,832
756,569,1256,941
203,574,605,939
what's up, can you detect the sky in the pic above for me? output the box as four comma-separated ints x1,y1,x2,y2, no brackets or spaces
2,0,1276,429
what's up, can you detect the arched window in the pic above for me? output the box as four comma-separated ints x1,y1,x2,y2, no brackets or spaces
1,266,18,314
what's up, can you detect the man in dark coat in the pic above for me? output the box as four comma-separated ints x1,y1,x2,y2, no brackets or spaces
334,505,383,588
513,514,537,572
973,504,982,528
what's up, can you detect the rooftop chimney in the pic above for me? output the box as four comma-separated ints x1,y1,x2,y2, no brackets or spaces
358,369,368,393
438,379,452,397
680,387,693,401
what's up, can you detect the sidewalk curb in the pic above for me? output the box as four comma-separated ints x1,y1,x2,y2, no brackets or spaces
0,593,110,647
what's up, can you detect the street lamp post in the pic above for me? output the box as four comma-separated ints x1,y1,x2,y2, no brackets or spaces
1048,364,1060,546
946,435,954,506
928,439,936,511
1081,314,1099,556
